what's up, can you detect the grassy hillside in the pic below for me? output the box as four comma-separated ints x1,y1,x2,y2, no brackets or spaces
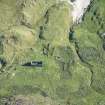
0,0,105,105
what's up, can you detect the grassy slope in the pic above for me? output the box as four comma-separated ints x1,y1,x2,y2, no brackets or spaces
72,0,105,104
0,0,105,105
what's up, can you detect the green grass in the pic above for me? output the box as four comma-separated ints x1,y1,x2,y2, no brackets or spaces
0,0,105,105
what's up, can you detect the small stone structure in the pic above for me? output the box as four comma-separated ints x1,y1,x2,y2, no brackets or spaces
22,61,43,67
